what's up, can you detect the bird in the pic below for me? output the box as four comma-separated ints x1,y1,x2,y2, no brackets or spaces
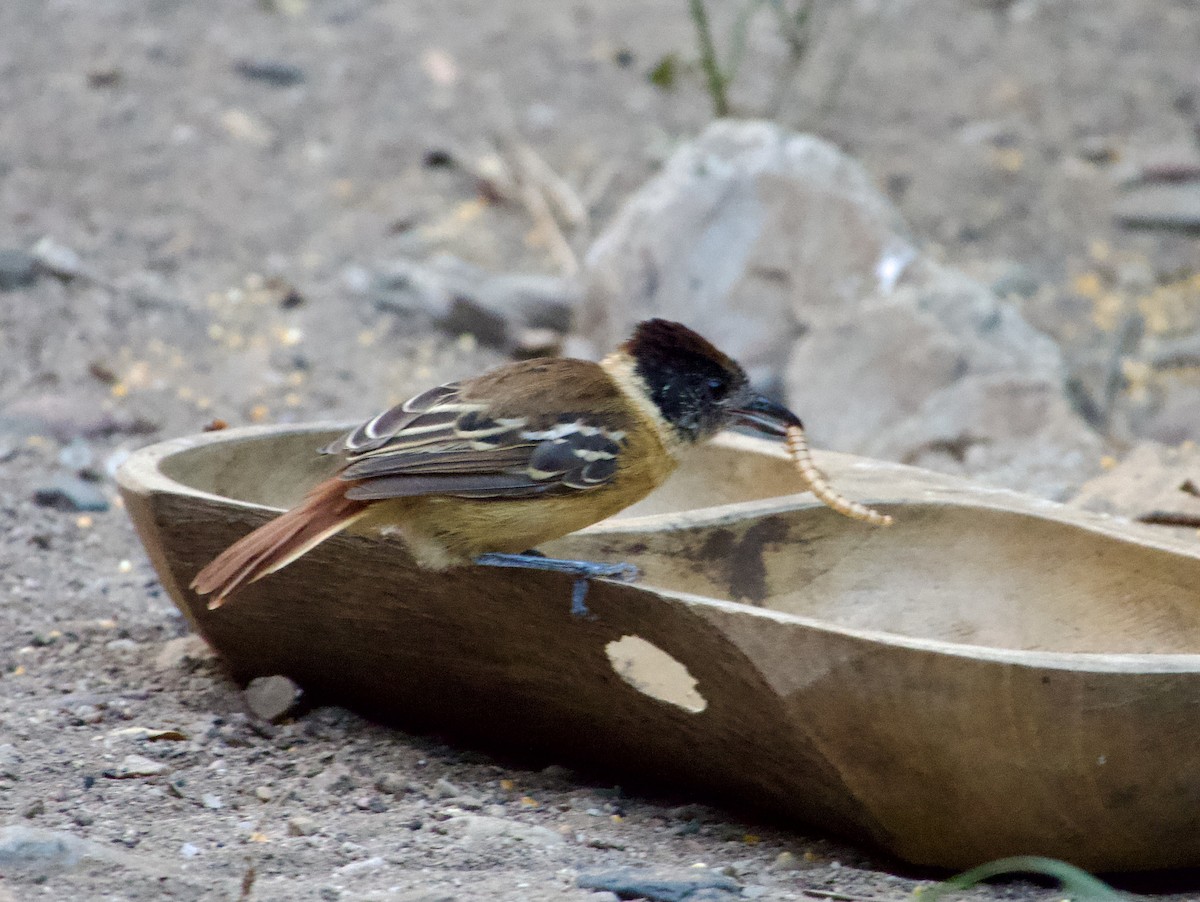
191,318,824,612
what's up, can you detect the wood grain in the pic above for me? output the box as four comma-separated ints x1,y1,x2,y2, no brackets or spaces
118,424,1200,871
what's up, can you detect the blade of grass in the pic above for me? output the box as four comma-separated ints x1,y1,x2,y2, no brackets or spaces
918,855,1129,901
687,0,730,116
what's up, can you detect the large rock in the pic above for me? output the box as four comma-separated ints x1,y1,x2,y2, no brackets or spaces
365,253,579,353
580,119,912,387
1070,442,1200,528
578,120,1104,496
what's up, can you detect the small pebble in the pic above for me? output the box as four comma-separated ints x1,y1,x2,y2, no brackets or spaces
335,855,386,876
31,236,83,280
154,635,215,671
539,763,574,783
106,755,169,779
288,816,319,837
105,638,139,657
586,836,626,851
21,800,44,819
433,777,461,799
771,851,807,871
0,248,39,291
234,58,306,87
32,476,109,513
57,438,94,471
1115,182,1200,232
577,869,740,901
374,772,409,796
202,793,223,809
244,675,302,722
255,786,273,802
0,825,89,871
69,704,103,726
180,842,200,859
0,744,22,779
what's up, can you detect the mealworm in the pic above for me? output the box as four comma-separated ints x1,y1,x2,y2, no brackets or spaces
786,424,893,527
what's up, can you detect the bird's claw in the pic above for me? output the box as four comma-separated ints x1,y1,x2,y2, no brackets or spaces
474,553,640,617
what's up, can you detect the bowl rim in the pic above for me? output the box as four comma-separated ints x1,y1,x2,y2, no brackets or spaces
118,422,1200,675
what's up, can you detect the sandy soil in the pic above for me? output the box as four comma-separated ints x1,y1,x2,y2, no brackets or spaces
2,1,1199,899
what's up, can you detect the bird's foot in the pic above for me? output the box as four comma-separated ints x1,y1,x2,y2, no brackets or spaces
473,553,640,617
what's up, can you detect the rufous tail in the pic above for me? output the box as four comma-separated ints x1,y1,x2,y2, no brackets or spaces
190,477,369,609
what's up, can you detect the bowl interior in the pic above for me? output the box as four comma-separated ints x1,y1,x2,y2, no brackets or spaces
157,428,1200,656
157,427,806,514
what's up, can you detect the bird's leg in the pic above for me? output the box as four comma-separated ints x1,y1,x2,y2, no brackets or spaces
473,552,640,617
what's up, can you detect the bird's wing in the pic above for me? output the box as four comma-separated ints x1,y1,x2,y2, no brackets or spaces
323,381,629,501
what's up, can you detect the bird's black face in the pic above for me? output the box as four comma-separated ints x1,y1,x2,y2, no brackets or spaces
625,319,803,443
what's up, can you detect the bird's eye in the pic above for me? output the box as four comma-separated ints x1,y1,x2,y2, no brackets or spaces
706,376,729,398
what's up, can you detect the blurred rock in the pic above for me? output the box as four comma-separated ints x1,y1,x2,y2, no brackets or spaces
0,392,157,443
0,826,88,873
1135,379,1200,446
445,814,564,847
1114,182,1200,233
371,254,578,351
31,236,83,280
0,743,21,779
1077,135,1119,165
1148,333,1200,370
244,674,302,722
990,263,1040,299
57,438,95,472
0,248,39,290
1070,442,1200,528
577,869,739,901
233,58,306,87
861,373,1104,499
106,754,169,778
32,476,110,512
579,119,913,386
579,120,1103,496
375,772,410,796
770,851,811,871
784,302,969,451
154,635,216,670
288,816,320,836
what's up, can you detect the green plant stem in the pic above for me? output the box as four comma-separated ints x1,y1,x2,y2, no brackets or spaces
919,855,1129,901
688,0,730,116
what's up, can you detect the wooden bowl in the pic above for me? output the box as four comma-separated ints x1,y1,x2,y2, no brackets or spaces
118,424,1200,871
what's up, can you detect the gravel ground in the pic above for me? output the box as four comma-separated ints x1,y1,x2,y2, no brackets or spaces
2,1,1199,899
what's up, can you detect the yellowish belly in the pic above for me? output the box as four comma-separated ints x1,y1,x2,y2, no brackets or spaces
359,452,676,568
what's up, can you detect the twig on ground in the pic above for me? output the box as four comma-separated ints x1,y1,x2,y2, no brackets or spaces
477,80,586,275
800,888,890,902
505,139,588,230
493,134,585,276
580,159,619,213
1136,511,1200,528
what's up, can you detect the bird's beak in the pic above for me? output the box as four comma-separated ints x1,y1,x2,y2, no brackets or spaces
727,391,803,437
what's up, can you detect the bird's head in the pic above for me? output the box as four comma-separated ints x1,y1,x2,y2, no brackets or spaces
620,318,802,445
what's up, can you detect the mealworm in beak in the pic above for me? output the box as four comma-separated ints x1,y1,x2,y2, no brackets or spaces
786,425,893,527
